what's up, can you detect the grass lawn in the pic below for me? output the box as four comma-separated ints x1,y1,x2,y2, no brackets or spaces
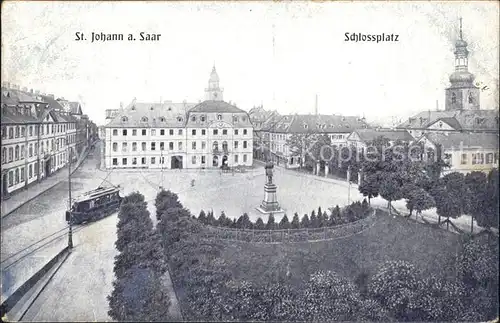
214,209,462,288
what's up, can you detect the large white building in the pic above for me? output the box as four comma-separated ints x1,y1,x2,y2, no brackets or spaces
103,66,253,169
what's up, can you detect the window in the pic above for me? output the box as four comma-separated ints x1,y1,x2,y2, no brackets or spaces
29,164,33,178
234,141,239,149
169,142,174,150
20,145,25,159
243,129,248,135
222,141,228,151
29,144,33,157
178,142,183,150
201,115,206,122
21,127,25,137
160,142,164,150
178,129,183,135
151,157,156,164
15,145,19,160
495,153,499,165
123,129,127,136
222,129,227,135
15,126,20,138
202,141,206,149
486,153,493,164
132,157,137,165
20,167,24,181
243,141,248,149
151,129,156,136
192,156,196,164
160,157,165,164
142,157,146,165
213,141,218,151
8,127,13,139
468,93,474,104
201,156,206,164
141,117,148,122
34,162,38,174
113,143,118,152
472,153,477,165
1,126,6,139
15,168,19,184
151,142,156,151
233,116,238,122
234,129,239,135
8,171,13,187
132,129,137,136
234,155,239,163
142,129,146,136
191,115,196,122
160,129,165,136
113,129,118,136
478,153,484,164
122,142,127,152
122,158,127,165
192,141,196,150
243,154,247,162
213,129,218,135
217,114,222,120
122,116,128,122
169,129,174,135
142,142,146,151
177,116,183,123
451,92,456,104
132,142,137,151
1,147,5,164
192,129,196,136
159,117,165,122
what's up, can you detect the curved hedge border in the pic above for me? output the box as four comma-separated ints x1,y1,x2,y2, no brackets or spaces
199,208,377,244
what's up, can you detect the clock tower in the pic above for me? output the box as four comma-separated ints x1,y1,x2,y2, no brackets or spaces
445,18,480,111
205,65,224,101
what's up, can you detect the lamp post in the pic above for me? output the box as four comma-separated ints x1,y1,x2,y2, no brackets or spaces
67,140,73,249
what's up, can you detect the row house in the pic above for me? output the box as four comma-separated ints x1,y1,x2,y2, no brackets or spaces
104,100,253,169
1,85,79,198
254,113,370,168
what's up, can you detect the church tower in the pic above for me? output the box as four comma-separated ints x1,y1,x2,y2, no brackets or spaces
445,18,480,111
205,65,224,101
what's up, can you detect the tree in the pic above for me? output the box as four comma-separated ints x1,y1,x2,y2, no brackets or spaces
240,213,252,229
286,132,315,169
266,214,276,230
198,210,207,224
279,214,291,229
481,169,499,229
379,173,404,214
291,213,300,229
300,214,310,228
255,217,265,230
464,171,487,232
206,211,216,226
358,173,380,204
217,212,228,227
310,210,318,228
404,187,435,218
328,205,341,226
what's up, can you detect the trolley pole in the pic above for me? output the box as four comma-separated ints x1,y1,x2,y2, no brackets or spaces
68,148,73,249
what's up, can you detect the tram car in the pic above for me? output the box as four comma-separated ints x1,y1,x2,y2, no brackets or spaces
65,186,122,225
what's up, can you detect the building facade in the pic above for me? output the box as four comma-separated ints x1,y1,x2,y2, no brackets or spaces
103,67,253,169
1,84,82,197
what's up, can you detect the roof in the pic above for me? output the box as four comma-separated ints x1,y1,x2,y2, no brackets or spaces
397,109,499,132
350,129,414,142
68,102,82,115
105,99,197,128
189,100,246,114
422,132,499,150
75,186,120,203
262,114,370,134
40,94,64,111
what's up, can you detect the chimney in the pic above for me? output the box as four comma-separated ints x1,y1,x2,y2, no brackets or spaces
315,94,318,115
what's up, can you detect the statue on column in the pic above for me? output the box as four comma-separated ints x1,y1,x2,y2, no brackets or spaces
265,162,274,184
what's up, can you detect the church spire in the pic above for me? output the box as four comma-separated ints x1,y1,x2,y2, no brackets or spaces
459,17,463,40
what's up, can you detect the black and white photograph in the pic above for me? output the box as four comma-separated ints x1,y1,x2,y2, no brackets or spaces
1,1,499,322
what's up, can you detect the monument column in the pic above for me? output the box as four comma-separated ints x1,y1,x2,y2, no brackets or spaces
256,162,285,216
325,164,329,178
316,162,320,176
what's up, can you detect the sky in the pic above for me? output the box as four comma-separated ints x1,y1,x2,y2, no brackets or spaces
1,1,499,126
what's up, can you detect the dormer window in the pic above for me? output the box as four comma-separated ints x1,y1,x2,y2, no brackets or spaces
131,105,136,110
168,107,172,111
438,121,443,128
191,115,196,122
303,124,308,129
141,116,148,122
150,106,154,111
451,92,457,104
177,116,183,122
121,116,128,122
201,115,206,122
468,93,474,104
242,117,246,122
233,116,238,122
217,114,222,121
159,117,166,122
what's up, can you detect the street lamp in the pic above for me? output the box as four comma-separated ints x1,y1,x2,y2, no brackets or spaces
68,146,73,249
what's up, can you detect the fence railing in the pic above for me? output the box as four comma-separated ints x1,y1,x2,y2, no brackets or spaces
200,209,377,244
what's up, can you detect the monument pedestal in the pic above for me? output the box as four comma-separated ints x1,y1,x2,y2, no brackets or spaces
256,183,285,216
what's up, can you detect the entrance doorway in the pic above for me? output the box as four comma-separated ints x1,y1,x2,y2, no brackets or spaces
2,172,8,198
171,156,183,169
212,155,219,167
222,155,228,167
45,158,51,177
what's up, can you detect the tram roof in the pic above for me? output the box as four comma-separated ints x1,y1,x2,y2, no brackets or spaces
75,186,119,203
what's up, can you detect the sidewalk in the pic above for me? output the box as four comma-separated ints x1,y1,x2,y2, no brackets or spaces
257,160,486,235
1,144,91,218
